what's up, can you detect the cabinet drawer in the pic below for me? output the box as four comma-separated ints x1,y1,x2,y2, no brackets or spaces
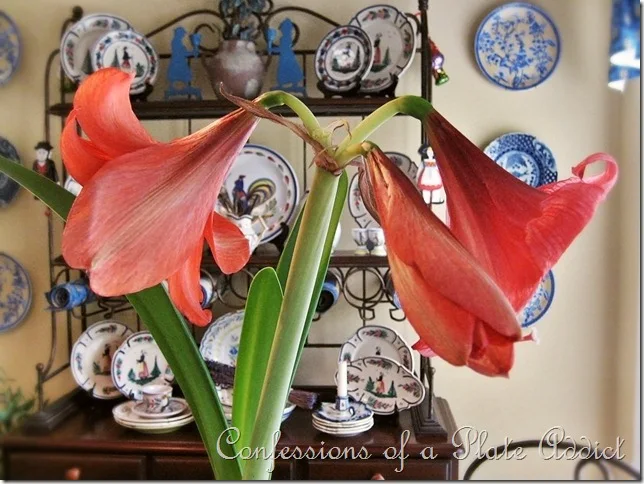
150,456,293,480
308,459,450,480
6,451,146,480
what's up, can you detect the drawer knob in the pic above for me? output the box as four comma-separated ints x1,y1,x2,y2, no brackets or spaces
371,473,385,480
65,467,81,480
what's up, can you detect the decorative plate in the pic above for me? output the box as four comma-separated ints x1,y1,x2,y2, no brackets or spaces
348,173,379,229
521,270,555,327
131,397,188,419
312,400,373,424
315,25,373,93
60,13,133,83
0,253,31,334
349,5,417,93
91,29,158,94
199,310,244,406
483,132,558,187
216,144,299,244
0,136,21,207
111,331,175,400
64,175,83,196
0,11,20,85
475,2,561,90
70,320,132,399
339,325,414,372
339,356,425,415
312,419,374,437
113,398,192,425
385,152,418,181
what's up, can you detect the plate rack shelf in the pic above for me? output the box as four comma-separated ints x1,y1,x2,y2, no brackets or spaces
35,0,443,437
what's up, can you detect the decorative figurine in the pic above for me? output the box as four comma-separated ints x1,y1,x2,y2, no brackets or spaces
32,141,59,184
417,144,445,208
164,27,202,100
429,39,449,86
266,19,306,95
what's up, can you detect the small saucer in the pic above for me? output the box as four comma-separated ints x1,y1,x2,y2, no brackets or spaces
313,400,373,424
131,398,188,419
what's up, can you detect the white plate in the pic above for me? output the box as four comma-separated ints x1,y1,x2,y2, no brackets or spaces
338,356,425,415
111,331,174,400
60,13,133,83
64,175,83,196
114,413,194,434
113,398,192,425
348,172,379,229
313,419,374,436
312,416,374,431
339,325,414,372
223,402,296,423
91,30,158,94
386,152,418,182
199,311,244,406
131,397,188,419
312,400,374,424
70,320,132,399
350,5,417,93
216,144,300,244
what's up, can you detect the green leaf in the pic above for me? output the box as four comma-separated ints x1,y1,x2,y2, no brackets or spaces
232,267,283,453
0,155,74,220
276,171,348,387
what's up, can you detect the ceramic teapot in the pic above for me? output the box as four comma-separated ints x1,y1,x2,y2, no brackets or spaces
203,40,265,99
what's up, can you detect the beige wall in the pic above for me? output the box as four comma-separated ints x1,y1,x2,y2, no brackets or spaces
0,0,639,479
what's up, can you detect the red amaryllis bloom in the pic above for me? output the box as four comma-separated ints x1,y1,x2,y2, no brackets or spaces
60,68,256,326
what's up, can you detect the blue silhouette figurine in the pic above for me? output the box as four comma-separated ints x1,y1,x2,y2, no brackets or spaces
165,27,202,100
232,175,248,214
266,19,306,95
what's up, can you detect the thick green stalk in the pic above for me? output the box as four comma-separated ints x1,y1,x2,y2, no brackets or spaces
257,91,320,135
243,167,339,480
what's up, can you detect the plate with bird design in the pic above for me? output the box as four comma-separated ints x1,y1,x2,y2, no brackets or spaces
216,144,300,244
71,320,132,399
111,331,175,400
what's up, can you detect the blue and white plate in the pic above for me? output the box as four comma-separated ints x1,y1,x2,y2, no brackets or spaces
521,270,555,328
0,136,21,207
0,11,20,85
475,2,560,90
0,253,32,334
484,133,558,187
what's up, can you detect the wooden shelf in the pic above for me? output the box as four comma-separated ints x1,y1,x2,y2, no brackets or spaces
48,97,399,120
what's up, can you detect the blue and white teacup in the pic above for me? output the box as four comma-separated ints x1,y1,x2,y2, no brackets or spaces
141,383,172,414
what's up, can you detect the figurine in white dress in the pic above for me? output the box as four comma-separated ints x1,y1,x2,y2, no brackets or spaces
416,144,445,208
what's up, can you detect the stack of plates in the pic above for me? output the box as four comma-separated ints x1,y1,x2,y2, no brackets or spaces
113,398,193,434
221,402,296,424
312,400,374,437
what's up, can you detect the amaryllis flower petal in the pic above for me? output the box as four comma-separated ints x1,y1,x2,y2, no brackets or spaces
72,68,156,158
167,242,211,327
364,148,522,376
62,109,258,298
60,110,111,185
426,110,618,311
205,211,252,275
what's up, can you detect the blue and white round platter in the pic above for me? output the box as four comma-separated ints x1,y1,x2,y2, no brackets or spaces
520,270,555,328
0,136,22,207
475,2,560,90
0,11,20,86
0,253,32,334
484,132,558,187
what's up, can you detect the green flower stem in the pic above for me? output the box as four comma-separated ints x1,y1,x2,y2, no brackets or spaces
243,167,339,480
335,95,434,165
257,91,320,135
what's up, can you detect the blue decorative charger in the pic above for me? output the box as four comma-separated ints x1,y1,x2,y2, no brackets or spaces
475,2,560,90
0,136,22,207
0,11,21,86
521,270,555,328
484,132,558,187
0,253,32,334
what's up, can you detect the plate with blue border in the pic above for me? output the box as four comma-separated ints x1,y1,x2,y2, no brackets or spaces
520,270,555,327
0,136,22,207
0,253,32,334
0,11,21,86
484,132,558,187
475,2,561,90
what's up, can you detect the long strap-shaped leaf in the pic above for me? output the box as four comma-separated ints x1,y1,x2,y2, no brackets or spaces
0,155,242,480
276,170,348,387
232,267,283,453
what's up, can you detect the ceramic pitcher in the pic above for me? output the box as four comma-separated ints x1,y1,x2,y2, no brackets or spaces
203,40,265,99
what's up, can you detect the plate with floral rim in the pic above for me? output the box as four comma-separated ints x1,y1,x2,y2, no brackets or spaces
216,144,300,244
0,136,22,208
520,270,555,327
475,2,560,90
349,4,417,93
339,325,414,373
315,25,374,93
337,356,425,415
111,331,175,400
0,11,21,86
60,13,133,83
91,29,158,94
71,320,132,399
0,253,31,334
